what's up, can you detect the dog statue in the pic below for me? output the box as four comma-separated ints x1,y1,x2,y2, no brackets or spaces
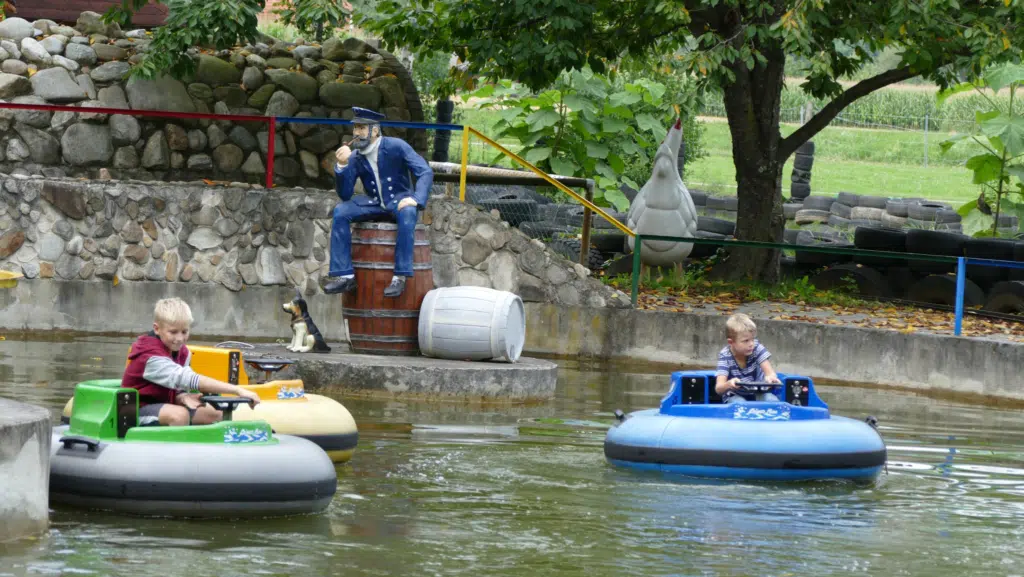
282,288,331,353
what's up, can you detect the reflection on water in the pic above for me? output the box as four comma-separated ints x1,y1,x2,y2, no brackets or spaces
1,336,1024,576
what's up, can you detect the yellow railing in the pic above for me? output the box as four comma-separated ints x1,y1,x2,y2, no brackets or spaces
458,127,635,238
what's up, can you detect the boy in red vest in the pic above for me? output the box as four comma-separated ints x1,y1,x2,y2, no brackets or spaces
122,298,260,426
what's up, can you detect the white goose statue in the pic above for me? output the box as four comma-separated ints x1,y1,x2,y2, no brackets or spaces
626,117,698,266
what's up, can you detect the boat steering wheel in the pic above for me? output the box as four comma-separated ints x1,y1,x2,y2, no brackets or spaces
200,396,255,421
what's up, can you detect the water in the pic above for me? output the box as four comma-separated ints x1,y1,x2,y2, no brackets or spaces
1,335,1024,576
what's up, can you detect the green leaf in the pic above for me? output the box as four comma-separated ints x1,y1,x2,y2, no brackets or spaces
609,91,642,107
562,94,589,112
980,114,1024,157
603,185,630,212
962,208,995,237
525,108,561,131
983,63,1024,93
525,147,552,164
936,81,980,107
940,133,969,154
602,117,628,133
595,161,617,180
965,153,1004,184
636,113,662,134
549,155,579,176
1007,165,1024,182
956,200,976,217
607,153,625,174
586,141,610,159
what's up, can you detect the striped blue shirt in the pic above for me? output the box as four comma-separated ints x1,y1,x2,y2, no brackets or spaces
716,340,771,400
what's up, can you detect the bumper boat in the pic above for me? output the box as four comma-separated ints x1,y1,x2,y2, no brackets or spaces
604,371,886,482
62,344,359,463
51,380,337,518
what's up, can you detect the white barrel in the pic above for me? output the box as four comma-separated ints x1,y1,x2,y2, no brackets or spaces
418,287,526,362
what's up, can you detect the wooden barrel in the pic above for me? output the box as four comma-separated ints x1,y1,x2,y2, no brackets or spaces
418,287,526,363
342,222,433,356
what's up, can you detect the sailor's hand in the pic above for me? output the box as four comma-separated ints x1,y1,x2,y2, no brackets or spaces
335,145,352,166
238,388,261,407
397,197,418,211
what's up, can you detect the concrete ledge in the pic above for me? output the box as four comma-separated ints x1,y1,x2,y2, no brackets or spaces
525,303,1024,402
245,344,557,401
0,398,51,543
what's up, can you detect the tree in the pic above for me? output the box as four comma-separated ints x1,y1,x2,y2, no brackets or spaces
359,0,1024,281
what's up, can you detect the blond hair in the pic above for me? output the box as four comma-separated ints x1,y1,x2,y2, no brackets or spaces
154,297,193,327
726,313,757,340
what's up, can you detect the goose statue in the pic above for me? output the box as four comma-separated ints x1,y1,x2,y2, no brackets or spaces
626,118,698,266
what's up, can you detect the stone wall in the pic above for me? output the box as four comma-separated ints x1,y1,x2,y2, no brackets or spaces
0,175,631,308
0,12,425,188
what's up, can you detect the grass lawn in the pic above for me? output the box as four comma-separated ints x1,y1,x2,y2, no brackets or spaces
447,105,982,206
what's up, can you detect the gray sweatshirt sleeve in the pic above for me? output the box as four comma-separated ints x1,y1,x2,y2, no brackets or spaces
143,355,201,392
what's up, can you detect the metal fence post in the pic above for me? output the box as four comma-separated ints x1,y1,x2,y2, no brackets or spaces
954,256,965,336
580,185,594,266
631,235,642,307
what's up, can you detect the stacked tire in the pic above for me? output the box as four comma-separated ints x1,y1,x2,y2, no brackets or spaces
826,192,888,231
790,140,815,200
794,195,833,225
690,215,735,259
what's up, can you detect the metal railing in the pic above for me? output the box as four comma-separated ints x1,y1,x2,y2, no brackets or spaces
629,234,1024,336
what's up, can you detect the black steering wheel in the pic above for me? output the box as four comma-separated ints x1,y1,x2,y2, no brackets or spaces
200,395,255,421
733,381,780,394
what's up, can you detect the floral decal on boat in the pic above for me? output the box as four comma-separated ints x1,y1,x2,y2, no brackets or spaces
277,386,305,399
732,405,791,421
224,427,270,443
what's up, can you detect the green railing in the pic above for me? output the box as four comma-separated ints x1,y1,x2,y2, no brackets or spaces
627,234,1024,336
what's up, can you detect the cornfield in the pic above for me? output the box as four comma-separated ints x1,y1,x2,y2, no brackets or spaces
703,82,1024,133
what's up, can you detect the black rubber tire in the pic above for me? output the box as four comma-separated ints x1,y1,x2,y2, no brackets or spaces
689,189,708,206
536,204,582,224
858,195,889,209
519,221,576,240
983,281,1024,314
850,219,883,230
691,230,726,259
854,227,907,268
795,230,853,267
790,182,811,199
796,140,816,156
885,200,911,217
592,210,627,229
795,209,830,225
935,223,964,233
1011,241,1024,282
906,229,965,275
908,274,985,307
907,202,950,221
810,263,891,297
830,202,853,218
935,209,961,224
997,214,1019,228
885,266,917,299
803,195,835,211
827,215,851,229
697,216,735,235
465,188,499,204
706,196,739,211
791,168,812,182
964,237,1016,289
837,192,861,207
779,255,803,280
793,153,814,171
549,238,604,269
784,228,801,245
477,198,538,227
783,203,802,219
590,231,627,254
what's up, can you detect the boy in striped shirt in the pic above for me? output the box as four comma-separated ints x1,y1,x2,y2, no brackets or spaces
715,313,781,403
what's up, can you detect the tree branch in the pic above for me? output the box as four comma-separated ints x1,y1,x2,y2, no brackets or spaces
778,66,917,159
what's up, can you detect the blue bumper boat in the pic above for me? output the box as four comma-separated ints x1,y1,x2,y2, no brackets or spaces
604,371,886,482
